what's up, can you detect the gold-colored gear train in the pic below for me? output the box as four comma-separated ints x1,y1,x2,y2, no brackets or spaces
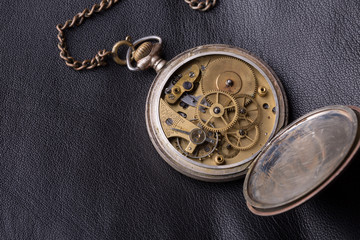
234,94,261,129
224,119,260,151
201,57,257,99
196,90,239,132
225,94,261,130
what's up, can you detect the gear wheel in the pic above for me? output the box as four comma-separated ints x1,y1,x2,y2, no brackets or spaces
196,90,239,132
224,119,260,151
201,57,257,100
225,94,261,129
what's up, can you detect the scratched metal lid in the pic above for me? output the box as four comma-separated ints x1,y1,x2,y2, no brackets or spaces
243,105,360,216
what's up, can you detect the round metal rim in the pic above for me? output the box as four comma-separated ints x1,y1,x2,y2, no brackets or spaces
244,105,360,215
146,44,288,182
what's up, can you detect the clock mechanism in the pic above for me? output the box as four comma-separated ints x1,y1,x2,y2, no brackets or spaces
146,45,287,181
159,55,278,167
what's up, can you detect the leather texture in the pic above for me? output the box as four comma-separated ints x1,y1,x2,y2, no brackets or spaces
1,0,360,239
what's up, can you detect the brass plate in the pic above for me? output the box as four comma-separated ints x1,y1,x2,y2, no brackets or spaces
244,105,360,215
146,45,288,181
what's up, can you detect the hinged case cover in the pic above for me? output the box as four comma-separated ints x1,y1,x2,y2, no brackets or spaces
243,105,360,216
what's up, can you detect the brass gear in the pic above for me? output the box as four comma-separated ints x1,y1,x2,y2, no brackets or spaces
196,90,239,132
224,120,260,151
225,94,261,129
201,57,257,99
236,94,261,129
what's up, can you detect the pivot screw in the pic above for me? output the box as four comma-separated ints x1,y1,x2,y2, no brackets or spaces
240,108,247,114
226,79,234,87
239,129,246,136
213,107,221,114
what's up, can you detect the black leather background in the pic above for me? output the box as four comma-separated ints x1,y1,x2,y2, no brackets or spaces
1,0,360,239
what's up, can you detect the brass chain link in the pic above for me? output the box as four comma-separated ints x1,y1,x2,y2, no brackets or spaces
56,0,216,70
184,0,216,11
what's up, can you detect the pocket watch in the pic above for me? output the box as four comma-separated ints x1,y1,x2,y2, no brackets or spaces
56,0,360,216
143,41,288,182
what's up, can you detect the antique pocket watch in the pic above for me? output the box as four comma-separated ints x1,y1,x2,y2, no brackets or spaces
57,0,360,215
145,43,288,181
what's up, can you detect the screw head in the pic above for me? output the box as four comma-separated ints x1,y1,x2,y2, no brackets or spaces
183,81,193,90
189,72,196,78
165,118,173,126
240,108,247,114
213,107,221,114
165,88,171,94
226,79,234,87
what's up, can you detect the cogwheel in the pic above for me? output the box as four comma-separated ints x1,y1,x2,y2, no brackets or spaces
176,121,219,159
196,90,239,132
251,69,258,98
225,94,261,129
224,121,260,151
201,57,257,101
